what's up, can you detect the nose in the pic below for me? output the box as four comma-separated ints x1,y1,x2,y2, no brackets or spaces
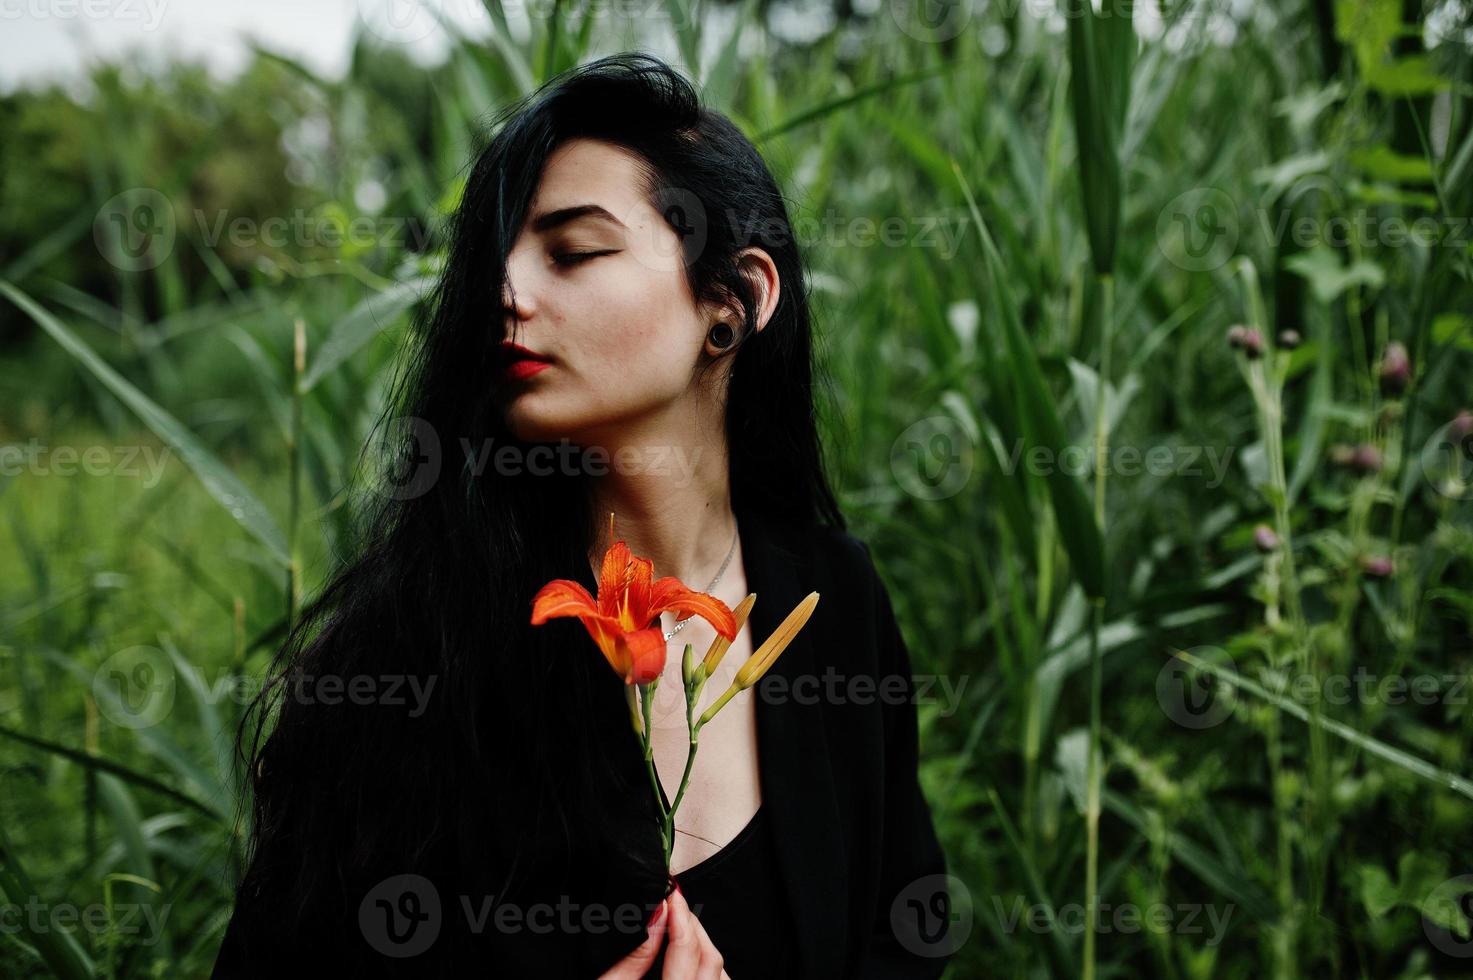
501,246,535,328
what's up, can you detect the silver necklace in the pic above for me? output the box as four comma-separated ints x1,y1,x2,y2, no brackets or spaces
663,521,739,642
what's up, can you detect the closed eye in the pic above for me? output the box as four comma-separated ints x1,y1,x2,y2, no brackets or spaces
552,248,620,267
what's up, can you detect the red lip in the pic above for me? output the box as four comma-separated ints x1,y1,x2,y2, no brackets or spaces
503,359,551,381
499,341,552,382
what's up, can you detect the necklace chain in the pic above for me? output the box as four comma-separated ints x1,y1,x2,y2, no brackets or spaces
663,521,739,642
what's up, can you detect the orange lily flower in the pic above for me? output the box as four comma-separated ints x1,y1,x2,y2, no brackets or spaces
531,516,738,685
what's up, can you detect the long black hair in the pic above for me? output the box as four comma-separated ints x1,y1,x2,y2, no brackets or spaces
223,51,843,974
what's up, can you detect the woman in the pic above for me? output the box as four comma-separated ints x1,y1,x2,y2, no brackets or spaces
213,52,952,978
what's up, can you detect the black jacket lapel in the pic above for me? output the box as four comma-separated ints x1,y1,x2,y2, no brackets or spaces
740,511,848,978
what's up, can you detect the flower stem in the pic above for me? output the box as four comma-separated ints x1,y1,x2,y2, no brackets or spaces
1082,273,1112,980
665,671,703,866
637,682,670,858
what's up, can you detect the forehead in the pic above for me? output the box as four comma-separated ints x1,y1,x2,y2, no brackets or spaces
530,138,653,217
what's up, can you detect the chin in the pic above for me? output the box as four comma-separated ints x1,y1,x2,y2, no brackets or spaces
501,398,583,445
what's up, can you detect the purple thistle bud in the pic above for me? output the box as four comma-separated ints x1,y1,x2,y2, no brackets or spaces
1450,410,1473,440
1351,444,1383,473
1227,325,1248,349
1379,341,1411,395
1359,555,1393,578
1253,524,1280,553
1277,329,1301,350
1240,327,1264,359
1331,443,1381,474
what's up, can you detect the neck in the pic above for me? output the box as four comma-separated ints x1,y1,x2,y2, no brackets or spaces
585,406,737,589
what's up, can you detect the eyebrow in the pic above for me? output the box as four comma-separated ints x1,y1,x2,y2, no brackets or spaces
530,204,627,234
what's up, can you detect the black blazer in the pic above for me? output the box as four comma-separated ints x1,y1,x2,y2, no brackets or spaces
212,509,953,977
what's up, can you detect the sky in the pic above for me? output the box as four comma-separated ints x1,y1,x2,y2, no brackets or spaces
0,0,493,91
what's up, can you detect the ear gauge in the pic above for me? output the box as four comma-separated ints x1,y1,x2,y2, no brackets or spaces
708,322,736,350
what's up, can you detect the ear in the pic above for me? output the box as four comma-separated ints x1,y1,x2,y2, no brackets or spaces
708,247,781,342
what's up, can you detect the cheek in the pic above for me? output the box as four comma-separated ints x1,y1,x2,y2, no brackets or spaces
503,263,701,438
571,262,700,390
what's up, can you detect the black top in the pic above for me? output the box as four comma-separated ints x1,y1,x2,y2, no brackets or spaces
212,509,954,978
658,805,800,977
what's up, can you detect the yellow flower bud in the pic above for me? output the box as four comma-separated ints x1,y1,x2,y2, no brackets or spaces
733,592,820,690
701,593,756,676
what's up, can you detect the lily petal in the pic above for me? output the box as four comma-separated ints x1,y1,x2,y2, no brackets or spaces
622,554,657,631
531,579,599,623
649,576,737,640
577,613,627,677
618,627,668,685
597,539,635,620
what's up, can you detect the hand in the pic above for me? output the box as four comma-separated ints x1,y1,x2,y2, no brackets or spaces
598,885,731,979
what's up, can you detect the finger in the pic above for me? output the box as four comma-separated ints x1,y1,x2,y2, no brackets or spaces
687,911,724,980
598,899,667,979
661,887,702,979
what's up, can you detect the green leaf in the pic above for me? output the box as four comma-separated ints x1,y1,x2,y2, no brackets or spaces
1251,151,1334,204
1350,144,1436,183
1431,312,1473,351
0,279,289,566
0,724,216,819
1422,877,1473,937
301,275,434,392
1284,246,1386,303
1170,648,1473,801
753,65,948,144
1365,56,1445,96
0,819,96,980
1104,789,1276,921
1063,0,1135,274
1054,728,1090,815
954,163,1106,598
1359,864,1400,918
